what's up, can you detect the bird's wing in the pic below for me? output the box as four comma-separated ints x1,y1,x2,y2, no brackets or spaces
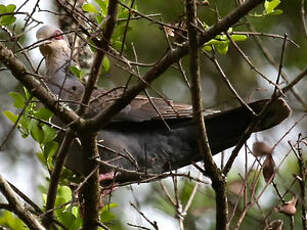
86,87,219,122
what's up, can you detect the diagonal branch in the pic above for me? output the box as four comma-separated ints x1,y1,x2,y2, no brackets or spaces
0,174,45,230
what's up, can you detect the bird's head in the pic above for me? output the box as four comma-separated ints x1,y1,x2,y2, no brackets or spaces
36,25,71,59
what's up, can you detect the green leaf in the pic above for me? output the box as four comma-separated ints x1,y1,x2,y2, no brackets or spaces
58,211,76,227
71,206,80,218
57,185,72,204
118,8,129,19
0,211,27,230
3,110,18,123
54,197,67,213
102,56,110,72
249,13,266,17
231,34,248,42
264,0,280,14
69,66,81,78
88,39,97,52
70,66,86,79
29,119,44,143
37,152,46,165
205,39,225,46
101,203,118,212
202,45,212,52
9,92,25,109
100,210,116,223
0,4,16,26
0,5,6,13
6,4,16,12
42,125,58,144
112,40,123,51
82,3,98,13
100,203,118,222
96,14,104,24
268,9,283,15
34,107,53,121
42,193,47,205
95,0,108,16
19,115,31,132
23,87,31,100
203,32,247,54
1,15,16,26
95,0,107,9
215,42,229,55
58,211,81,230
80,69,86,79
43,141,59,161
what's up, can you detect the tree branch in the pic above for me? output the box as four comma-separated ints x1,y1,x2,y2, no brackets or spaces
79,134,100,230
186,0,227,229
78,0,118,115
0,175,45,230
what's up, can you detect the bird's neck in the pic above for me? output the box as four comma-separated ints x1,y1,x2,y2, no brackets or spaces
43,48,79,96
45,51,71,78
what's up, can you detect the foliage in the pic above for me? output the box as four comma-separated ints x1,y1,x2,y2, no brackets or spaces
3,88,58,170
0,4,16,26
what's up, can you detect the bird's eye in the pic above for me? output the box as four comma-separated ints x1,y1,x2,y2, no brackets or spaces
53,30,63,40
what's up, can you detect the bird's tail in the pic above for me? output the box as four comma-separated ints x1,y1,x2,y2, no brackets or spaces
204,98,291,154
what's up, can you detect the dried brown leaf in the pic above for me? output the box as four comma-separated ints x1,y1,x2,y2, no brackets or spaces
278,196,297,216
228,180,244,196
263,155,275,183
269,220,283,230
252,141,273,157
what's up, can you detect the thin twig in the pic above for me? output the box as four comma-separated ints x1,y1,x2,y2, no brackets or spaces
231,31,299,47
120,0,135,55
226,31,282,90
130,202,159,230
203,50,256,115
246,22,307,108
273,33,287,97
0,96,33,151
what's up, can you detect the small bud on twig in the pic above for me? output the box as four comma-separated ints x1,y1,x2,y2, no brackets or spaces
278,196,297,216
252,141,273,157
263,155,275,183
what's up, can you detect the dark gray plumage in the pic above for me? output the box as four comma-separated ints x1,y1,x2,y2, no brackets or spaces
36,26,291,182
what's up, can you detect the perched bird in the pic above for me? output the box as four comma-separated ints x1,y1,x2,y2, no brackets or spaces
36,25,291,183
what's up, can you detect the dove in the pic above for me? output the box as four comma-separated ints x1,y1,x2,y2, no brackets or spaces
36,25,291,182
